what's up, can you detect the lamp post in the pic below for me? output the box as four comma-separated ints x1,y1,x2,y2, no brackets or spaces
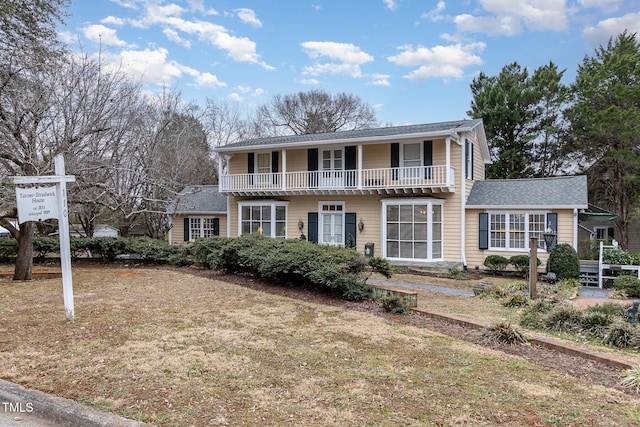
542,227,557,253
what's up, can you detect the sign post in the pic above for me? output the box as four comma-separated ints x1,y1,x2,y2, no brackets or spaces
14,155,76,322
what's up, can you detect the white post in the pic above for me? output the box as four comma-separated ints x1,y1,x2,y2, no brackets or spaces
54,155,74,323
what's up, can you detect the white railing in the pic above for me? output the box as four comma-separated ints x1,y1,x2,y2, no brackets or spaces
220,165,454,192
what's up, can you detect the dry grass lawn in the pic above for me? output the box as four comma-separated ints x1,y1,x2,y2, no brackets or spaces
1,264,640,426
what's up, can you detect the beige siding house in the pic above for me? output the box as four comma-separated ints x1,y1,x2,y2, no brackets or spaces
214,120,589,270
167,185,227,244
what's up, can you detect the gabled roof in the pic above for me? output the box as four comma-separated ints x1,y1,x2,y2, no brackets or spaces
167,185,227,215
216,119,487,157
466,175,588,209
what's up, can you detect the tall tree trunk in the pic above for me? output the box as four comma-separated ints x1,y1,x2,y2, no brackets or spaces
13,222,34,281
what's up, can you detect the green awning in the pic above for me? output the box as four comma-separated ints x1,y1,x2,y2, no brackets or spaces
578,204,619,222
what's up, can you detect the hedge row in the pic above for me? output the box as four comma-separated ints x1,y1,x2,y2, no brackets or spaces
0,234,394,301
483,254,541,275
195,234,393,300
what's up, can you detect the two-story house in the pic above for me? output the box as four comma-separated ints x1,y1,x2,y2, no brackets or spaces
214,119,588,269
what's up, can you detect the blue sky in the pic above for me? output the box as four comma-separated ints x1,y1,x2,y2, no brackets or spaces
60,0,640,126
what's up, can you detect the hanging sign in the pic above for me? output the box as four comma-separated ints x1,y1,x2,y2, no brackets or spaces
15,185,59,224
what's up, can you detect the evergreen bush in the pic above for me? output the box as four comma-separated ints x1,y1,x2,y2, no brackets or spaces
612,275,640,298
0,239,18,261
483,255,509,272
509,255,541,275
546,243,580,280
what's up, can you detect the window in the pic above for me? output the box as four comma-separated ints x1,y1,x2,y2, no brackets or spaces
594,226,614,241
188,217,218,241
383,199,443,260
239,202,287,238
489,211,548,250
319,202,344,245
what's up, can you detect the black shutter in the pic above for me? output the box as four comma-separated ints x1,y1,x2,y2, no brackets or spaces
271,151,279,185
308,212,318,243
546,213,558,251
465,140,470,179
213,218,220,236
183,217,190,242
424,140,433,179
308,148,318,188
479,213,489,250
346,213,357,247
248,152,255,185
471,143,474,179
345,146,357,187
391,143,399,180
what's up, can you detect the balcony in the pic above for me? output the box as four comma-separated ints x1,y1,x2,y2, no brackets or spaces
220,165,455,196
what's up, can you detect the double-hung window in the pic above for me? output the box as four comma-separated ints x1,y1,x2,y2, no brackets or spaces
489,211,547,250
187,217,218,241
239,201,287,238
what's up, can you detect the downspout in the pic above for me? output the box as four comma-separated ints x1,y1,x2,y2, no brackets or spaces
573,208,578,249
459,135,467,268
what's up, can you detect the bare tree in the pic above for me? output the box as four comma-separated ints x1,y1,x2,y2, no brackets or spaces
255,89,378,136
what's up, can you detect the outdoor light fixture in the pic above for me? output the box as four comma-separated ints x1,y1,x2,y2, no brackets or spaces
542,226,556,253
358,218,365,232
298,218,304,231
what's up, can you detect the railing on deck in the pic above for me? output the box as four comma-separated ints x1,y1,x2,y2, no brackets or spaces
220,165,455,192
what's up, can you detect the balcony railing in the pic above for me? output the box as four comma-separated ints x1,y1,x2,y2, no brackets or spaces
220,165,455,194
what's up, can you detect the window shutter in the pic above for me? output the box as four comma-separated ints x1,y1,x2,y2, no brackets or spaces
308,212,318,243
183,217,190,242
308,149,318,188
213,218,220,236
546,212,558,251
424,140,433,179
479,213,489,249
345,213,357,248
247,152,255,173
345,146,357,187
271,151,279,173
391,143,399,180
471,143,475,179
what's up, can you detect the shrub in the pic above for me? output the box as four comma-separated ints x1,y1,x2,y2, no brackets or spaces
0,239,18,261
33,237,60,261
483,322,527,344
581,310,613,338
483,255,509,272
585,302,625,318
367,256,394,279
127,237,181,263
509,255,541,275
612,276,640,298
502,293,529,308
603,320,638,349
543,305,584,332
520,300,554,329
546,243,580,280
603,247,634,265
381,295,409,314
620,367,640,392
341,281,372,301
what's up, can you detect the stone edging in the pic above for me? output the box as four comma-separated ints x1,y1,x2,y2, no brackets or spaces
411,307,635,370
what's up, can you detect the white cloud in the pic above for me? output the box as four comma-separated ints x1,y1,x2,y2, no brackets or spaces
300,78,320,85
236,8,262,28
383,0,398,11
583,12,640,47
195,72,226,88
578,0,624,12
101,16,125,26
228,93,243,101
102,47,198,85
301,41,374,77
236,85,252,93
455,0,569,36
163,28,191,48
369,74,391,86
83,24,128,47
421,1,446,21
387,43,485,81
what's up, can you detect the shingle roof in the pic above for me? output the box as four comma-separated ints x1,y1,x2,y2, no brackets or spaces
466,176,588,209
167,185,227,214
216,119,484,150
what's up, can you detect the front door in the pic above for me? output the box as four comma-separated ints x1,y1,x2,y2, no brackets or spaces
320,203,344,245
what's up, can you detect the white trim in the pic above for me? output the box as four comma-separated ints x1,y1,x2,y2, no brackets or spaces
237,200,289,238
317,201,346,246
460,135,466,267
381,198,445,262
487,210,549,252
